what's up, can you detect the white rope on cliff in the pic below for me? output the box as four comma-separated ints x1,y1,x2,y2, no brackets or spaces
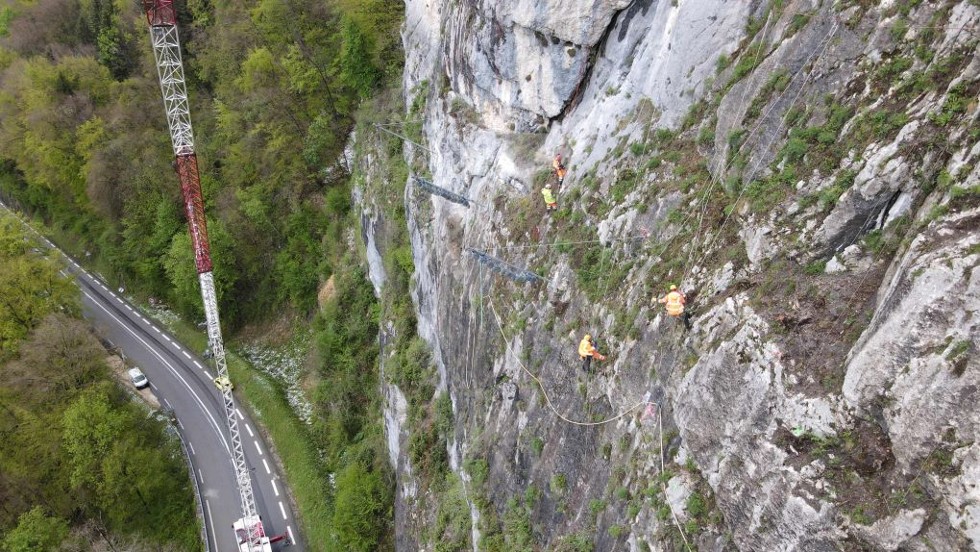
487,297,650,427
659,406,694,552
682,19,843,281
486,297,694,549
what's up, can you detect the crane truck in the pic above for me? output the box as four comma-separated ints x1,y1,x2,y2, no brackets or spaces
140,1,288,549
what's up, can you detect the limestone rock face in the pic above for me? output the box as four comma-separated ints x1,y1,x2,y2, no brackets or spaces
368,0,980,550
843,207,980,545
430,0,752,130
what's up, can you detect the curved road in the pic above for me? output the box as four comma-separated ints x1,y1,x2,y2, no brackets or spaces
2,203,304,552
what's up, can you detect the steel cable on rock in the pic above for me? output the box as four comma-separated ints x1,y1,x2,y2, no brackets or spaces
486,296,694,549
487,297,652,426
683,10,775,274
681,20,843,282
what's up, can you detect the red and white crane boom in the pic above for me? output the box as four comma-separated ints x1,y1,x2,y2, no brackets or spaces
140,2,270,550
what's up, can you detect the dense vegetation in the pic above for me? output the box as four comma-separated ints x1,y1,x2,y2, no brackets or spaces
0,213,199,551
1,0,405,549
0,0,402,328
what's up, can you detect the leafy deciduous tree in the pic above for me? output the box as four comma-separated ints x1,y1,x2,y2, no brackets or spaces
1,506,69,552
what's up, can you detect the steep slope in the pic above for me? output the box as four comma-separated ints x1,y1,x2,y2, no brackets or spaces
361,0,980,549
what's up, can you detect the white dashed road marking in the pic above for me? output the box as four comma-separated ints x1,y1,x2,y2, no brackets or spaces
278,501,287,519
236,408,244,420
287,526,295,544
271,480,279,497
82,292,229,454
182,351,192,359
245,424,254,437
205,500,218,552
254,441,263,455
194,361,204,370
154,327,161,333
188,442,195,455
262,459,271,474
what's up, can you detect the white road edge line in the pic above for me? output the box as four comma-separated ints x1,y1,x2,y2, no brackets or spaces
271,480,279,497
262,459,270,474
279,501,287,519
254,440,263,456
205,500,218,552
81,290,231,456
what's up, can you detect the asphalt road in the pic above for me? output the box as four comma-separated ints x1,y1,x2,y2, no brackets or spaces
2,203,304,552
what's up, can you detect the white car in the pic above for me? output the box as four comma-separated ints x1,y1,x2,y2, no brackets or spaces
128,367,149,389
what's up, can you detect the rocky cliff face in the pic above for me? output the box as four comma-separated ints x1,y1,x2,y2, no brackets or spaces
365,0,980,549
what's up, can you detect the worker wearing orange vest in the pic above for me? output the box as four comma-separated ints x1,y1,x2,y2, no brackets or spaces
541,183,557,212
658,285,691,329
578,333,606,373
553,154,567,186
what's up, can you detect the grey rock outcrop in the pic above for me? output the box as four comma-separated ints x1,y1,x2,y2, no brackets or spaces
369,0,980,550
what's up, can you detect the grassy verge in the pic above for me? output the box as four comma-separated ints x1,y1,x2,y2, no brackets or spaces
151,317,331,550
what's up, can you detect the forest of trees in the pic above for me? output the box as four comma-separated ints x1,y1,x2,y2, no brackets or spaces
1,0,405,549
0,0,402,327
0,213,200,551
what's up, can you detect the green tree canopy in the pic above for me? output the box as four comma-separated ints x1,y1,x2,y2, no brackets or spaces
1,507,69,552
0,215,78,355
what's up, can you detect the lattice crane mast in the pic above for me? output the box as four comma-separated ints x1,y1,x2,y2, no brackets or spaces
140,2,271,550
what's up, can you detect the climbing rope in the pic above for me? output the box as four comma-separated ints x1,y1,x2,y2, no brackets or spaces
681,19,843,281
658,406,695,552
487,297,651,427
373,123,433,154
487,296,695,547
682,10,774,276
494,233,649,250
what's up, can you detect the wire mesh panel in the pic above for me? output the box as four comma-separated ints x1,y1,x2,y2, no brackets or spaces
413,176,471,207
466,248,542,283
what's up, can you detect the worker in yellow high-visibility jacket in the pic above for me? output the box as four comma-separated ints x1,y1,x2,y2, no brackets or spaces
541,183,557,212
578,333,606,373
658,284,691,329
